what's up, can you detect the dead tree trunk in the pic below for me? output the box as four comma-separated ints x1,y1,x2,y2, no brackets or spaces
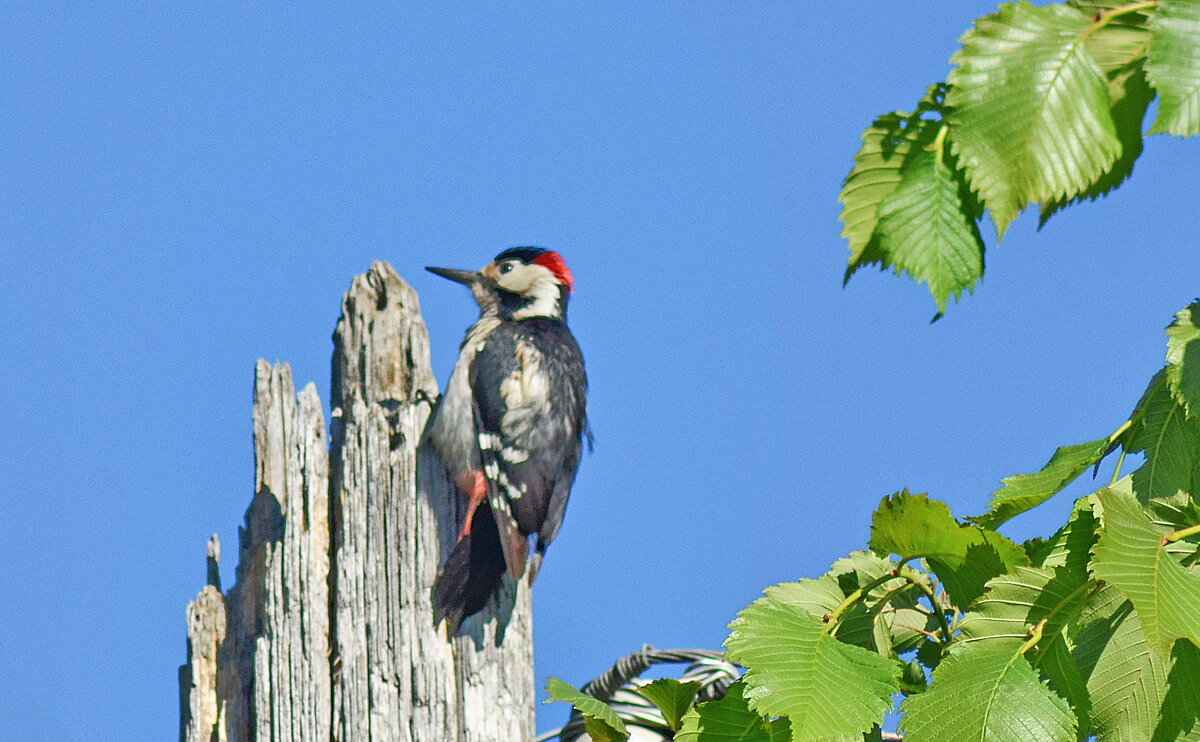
179,261,535,742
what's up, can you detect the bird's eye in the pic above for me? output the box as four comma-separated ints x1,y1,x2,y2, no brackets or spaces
499,262,514,274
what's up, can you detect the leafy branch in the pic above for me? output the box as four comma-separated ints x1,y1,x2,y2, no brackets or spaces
1166,522,1200,543
546,308,1200,742
839,0,1200,316
822,558,953,646
1083,0,1159,38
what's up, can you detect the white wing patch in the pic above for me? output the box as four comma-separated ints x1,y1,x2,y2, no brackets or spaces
496,468,527,500
499,339,551,440
482,461,526,500
479,409,529,501
500,446,529,463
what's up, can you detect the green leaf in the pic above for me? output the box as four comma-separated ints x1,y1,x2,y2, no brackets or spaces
947,1,1121,238
1024,495,1100,579
1155,640,1200,742
1167,300,1200,416
1044,1,1154,226
1039,61,1155,226
958,565,1090,645
1038,638,1092,736
1148,494,1200,564
675,683,791,742
1090,487,1200,656
724,589,901,741
1071,584,1200,742
830,550,925,596
634,678,701,734
840,85,986,317
973,437,1114,530
1076,3,1154,74
871,139,986,319
1149,491,1200,529
1147,0,1200,136
869,491,981,559
899,640,1076,742
900,658,929,695
870,491,1028,607
840,85,946,272
762,555,937,657
956,564,1094,732
759,574,889,654
544,677,628,742
762,574,846,619
917,637,944,670
1073,586,1162,742
1124,370,1200,503
830,551,936,654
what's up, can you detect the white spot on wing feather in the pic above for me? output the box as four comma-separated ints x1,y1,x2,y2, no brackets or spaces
501,446,529,463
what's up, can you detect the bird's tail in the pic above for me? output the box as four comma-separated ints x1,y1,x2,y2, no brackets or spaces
432,500,507,635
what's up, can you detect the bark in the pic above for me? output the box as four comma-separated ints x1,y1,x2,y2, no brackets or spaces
178,261,535,742
180,535,226,742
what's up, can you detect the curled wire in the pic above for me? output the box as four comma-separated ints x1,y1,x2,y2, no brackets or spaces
537,646,741,742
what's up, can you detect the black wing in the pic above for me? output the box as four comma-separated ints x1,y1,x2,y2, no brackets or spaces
469,318,588,577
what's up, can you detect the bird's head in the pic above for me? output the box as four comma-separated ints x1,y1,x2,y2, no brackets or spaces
426,247,574,321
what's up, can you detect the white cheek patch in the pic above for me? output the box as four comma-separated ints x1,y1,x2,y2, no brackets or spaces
510,273,562,320
498,262,552,293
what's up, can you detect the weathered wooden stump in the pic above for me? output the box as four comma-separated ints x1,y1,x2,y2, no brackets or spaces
179,261,534,742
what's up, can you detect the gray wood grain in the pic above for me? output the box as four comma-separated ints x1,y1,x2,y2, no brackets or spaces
180,535,227,742
178,261,535,741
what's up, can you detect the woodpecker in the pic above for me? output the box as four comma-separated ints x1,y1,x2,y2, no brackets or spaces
424,247,589,633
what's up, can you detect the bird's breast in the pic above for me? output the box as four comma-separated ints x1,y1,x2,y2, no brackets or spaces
425,316,501,476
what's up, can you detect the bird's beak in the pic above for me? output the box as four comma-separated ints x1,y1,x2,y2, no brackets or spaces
425,266,481,286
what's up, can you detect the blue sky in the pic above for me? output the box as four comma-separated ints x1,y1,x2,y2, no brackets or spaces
3,3,1199,739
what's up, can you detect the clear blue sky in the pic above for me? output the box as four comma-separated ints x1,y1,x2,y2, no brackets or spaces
3,3,1199,739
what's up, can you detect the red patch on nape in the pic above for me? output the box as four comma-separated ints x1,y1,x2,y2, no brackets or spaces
533,251,574,293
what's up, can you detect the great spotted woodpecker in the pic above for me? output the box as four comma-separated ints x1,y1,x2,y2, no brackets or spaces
424,247,589,633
